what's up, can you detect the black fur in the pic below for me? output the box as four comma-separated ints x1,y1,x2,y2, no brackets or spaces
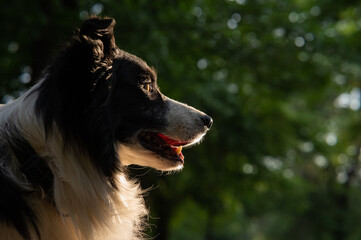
0,171,38,240
35,18,168,181
14,145,53,201
0,126,48,239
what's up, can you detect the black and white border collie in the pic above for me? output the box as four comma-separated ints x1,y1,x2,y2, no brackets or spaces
0,17,212,240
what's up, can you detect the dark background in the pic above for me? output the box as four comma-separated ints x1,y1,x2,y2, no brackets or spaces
1,0,361,239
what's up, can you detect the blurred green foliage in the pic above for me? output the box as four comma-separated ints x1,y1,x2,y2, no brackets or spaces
2,0,361,239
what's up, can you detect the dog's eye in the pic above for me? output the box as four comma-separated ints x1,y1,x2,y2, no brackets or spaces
143,83,153,93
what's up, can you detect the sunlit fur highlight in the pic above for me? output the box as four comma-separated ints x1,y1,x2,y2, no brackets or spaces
0,87,147,239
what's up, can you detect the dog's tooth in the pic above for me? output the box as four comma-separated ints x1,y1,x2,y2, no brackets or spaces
176,146,183,155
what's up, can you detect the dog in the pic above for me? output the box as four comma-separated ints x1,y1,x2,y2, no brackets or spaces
0,17,212,240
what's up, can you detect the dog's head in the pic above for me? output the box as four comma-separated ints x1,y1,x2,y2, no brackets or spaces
36,17,212,174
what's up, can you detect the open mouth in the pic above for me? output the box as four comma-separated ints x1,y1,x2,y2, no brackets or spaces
139,132,190,163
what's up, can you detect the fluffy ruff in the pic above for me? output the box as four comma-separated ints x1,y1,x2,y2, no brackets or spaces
0,90,147,240
0,17,212,240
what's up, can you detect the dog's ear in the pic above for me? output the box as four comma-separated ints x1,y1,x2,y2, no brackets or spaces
79,17,116,57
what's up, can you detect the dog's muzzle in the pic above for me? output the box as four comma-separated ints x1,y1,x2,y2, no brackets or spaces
162,97,212,142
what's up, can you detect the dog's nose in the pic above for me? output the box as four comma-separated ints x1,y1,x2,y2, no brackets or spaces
201,115,213,129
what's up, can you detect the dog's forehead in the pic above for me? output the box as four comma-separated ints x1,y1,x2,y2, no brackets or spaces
114,52,157,81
